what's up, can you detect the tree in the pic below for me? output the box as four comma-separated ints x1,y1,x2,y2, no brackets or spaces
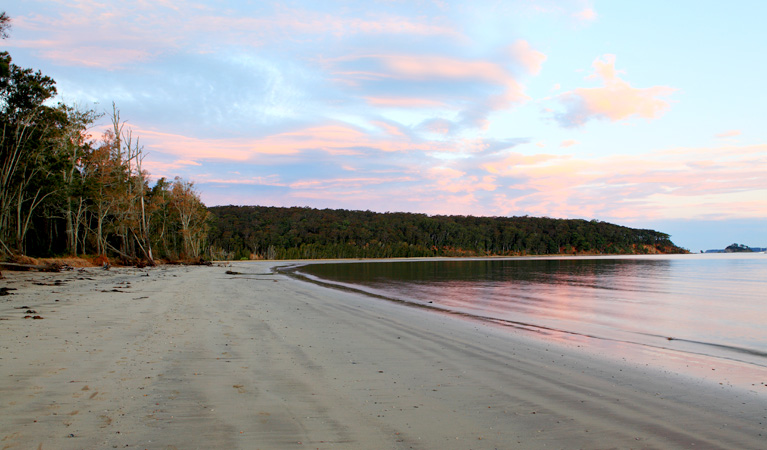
0,12,10,40
0,51,59,253
126,128,154,264
170,177,208,259
84,128,123,256
54,104,101,255
109,104,155,264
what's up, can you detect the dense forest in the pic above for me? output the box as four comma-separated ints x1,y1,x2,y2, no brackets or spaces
207,205,686,260
0,13,208,263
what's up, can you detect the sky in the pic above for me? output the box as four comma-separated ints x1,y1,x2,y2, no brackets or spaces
4,0,766,252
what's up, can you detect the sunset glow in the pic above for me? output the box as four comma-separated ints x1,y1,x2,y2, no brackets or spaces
5,1,766,251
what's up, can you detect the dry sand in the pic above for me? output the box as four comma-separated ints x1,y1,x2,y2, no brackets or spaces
1,261,765,449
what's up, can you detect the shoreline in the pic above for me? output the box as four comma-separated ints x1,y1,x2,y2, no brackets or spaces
1,261,765,449
283,255,767,395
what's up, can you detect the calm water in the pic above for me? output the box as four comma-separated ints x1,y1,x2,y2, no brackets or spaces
295,254,767,388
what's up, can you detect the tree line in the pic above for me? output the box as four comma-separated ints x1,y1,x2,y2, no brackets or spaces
0,13,208,263
207,205,686,260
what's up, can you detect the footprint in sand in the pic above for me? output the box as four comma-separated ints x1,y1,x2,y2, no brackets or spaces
99,414,113,428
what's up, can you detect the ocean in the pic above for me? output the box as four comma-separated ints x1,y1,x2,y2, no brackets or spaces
293,254,767,391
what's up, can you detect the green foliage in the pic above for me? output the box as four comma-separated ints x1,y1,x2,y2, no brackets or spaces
0,12,10,40
724,243,752,253
207,206,686,260
0,15,209,260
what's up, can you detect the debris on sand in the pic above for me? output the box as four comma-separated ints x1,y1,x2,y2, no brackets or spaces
0,287,16,296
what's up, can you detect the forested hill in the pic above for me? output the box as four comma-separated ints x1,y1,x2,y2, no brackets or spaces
208,205,687,260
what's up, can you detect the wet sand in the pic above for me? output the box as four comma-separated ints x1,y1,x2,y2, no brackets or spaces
1,261,765,449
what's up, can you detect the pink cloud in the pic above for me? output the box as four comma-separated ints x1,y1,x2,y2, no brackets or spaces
289,176,413,190
10,8,181,68
509,40,547,75
14,4,460,69
254,7,460,39
377,55,523,97
553,55,676,127
560,139,578,147
364,97,448,109
418,118,453,135
328,53,527,129
134,122,451,166
134,129,257,161
10,29,160,69
37,46,154,69
175,159,202,166
201,175,283,186
574,8,598,22
371,121,408,138
715,130,741,138
269,124,447,154
482,144,767,221
420,167,498,196
282,175,420,208
482,153,564,175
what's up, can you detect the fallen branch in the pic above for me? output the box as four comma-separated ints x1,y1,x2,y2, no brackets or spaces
0,261,67,272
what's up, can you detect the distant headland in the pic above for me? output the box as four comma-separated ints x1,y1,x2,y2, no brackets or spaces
703,243,766,253
208,205,688,260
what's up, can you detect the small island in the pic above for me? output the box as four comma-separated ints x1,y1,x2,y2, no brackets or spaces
704,243,766,253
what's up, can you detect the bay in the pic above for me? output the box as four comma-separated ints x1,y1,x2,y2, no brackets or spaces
294,254,767,390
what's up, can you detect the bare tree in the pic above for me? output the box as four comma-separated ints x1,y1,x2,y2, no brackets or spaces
122,125,154,265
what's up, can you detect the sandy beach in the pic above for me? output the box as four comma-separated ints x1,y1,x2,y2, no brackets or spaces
1,261,765,450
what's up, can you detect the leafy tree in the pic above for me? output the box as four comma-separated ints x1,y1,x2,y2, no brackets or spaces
0,51,59,253
169,177,209,259
54,104,102,255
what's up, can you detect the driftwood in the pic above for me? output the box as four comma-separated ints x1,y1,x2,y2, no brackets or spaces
0,262,69,272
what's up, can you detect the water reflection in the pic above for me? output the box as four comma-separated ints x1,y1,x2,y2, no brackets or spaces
297,255,767,385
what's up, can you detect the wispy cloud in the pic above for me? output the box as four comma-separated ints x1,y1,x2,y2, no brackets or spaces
508,40,547,75
573,7,598,22
364,97,449,109
327,53,527,131
12,2,461,67
715,130,741,138
426,166,498,194
481,144,767,220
